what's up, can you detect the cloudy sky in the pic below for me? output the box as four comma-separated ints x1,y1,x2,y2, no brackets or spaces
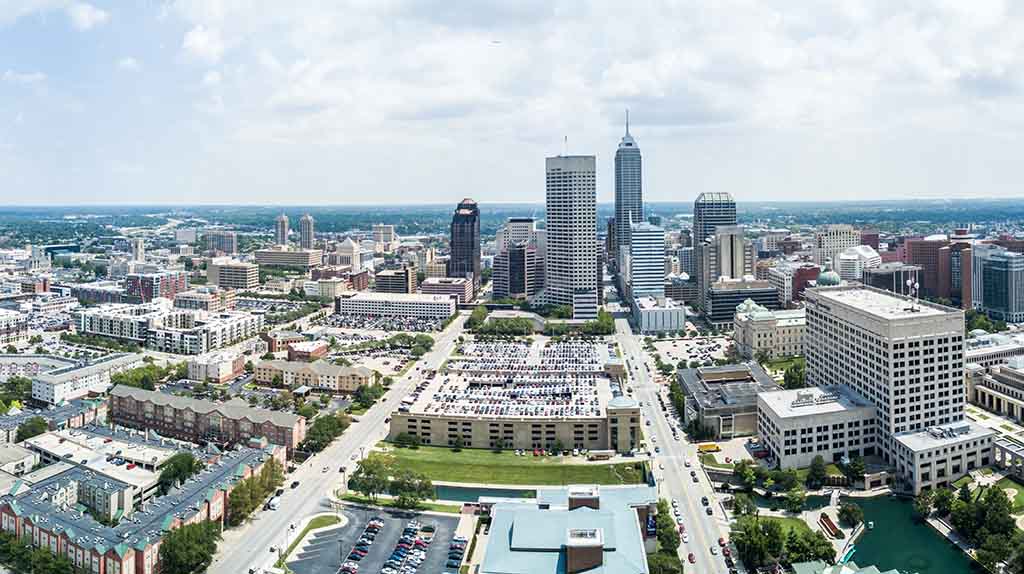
2,0,1023,205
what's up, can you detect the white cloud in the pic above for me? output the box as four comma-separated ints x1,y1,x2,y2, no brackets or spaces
182,24,225,63
66,2,109,30
117,57,141,72
3,70,46,84
202,70,221,86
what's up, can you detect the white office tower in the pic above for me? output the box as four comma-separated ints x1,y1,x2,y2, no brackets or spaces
131,238,145,262
539,155,598,320
837,245,881,280
628,222,665,299
614,111,642,254
693,192,736,244
299,214,315,249
804,285,993,493
813,224,860,267
275,214,290,245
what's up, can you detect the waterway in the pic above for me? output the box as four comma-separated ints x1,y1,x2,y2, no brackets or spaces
851,495,980,574
433,484,536,502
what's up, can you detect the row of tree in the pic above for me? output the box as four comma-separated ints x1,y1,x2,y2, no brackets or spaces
647,499,684,574
348,454,435,509
226,457,285,527
730,515,835,568
158,452,204,496
0,531,74,574
300,411,352,453
111,360,188,391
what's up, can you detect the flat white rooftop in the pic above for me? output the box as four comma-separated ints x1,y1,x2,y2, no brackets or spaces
894,421,994,453
759,385,873,419
815,287,949,320
337,291,454,303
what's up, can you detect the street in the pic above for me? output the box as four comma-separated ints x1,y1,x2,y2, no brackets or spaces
615,317,731,574
208,313,467,574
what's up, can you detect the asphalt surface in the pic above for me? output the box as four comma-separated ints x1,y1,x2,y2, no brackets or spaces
615,317,732,574
290,508,459,574
209,313,468,574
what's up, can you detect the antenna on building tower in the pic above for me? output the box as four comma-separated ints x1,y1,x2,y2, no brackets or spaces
563,135,568,156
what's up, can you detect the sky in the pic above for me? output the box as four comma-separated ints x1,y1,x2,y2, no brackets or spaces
2,1,1024,206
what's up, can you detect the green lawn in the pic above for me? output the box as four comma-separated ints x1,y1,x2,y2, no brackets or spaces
347,405,369,416
700,453,735,471
995,477,1024,513
953,475,975,489
275,515,340,567
758,516,813,537
979,467,994,476
377,445,646,485
764,356,805,372
795,463,844,482
341,493,463,514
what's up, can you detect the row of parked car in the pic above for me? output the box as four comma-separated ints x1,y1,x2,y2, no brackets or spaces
381,520,434,574
341,516,386,573
444,534,469,571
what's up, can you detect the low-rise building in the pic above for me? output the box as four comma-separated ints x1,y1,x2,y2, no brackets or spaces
188,351,245,384
335,291,457,320
677,363,781,439
67,281,126,305
0,444,37,476
109,385,306,455
255,360,372,393
631,296,686,334
254,246,322,269
0,399,107,444
125,270,189,303
262,330,305,353
705,278,779,328
174,285,237,312
733,300,805,360
375,266,417,294
478,485,658,574
893,422,994,494
0,310,27,346
420,277,473,304
757,386,877,469
287,340,328,362
207,258,259,290
31,352,145,405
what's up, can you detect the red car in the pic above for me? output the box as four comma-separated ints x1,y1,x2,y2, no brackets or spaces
677,525,685,534
688,553,696,564
723,548,732,557
718,537,726,547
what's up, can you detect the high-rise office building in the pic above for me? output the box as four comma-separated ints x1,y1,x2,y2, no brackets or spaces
375,265,417,294
448,198,481,291
493,243,540,301
693,192,736,245
805,285,967,463
837,245,881,280
695,225,754,311
275,214,289,246
496,217,545,253
299,214,315,249
628,222,665,299
980,250,1024,323
813,224,860,267
614,112,642,255
540,155,598,319
205,230,238,254
131,238,145,262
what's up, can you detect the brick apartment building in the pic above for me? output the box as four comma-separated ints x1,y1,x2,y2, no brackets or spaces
109,386,306,455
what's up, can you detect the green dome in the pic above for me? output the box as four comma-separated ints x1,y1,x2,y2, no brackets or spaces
817,270,842,286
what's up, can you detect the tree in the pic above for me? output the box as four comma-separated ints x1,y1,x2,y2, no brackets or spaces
349,455,393,502
452,436,465,452
159,453,203,495
785,527,810,563
15,416,48,442
782,362,806,389
391,468,434,509
841,457,865,483
933,488,954,516
734,459,757,490
646,551,684,574
244,360,254,373
731,516,768,568
655,500,680,555
1,375,32,403
4,345,17,354
784,487,807,513
838,502,864,527
159,521,221,574
806,455,828,488
754,349,771,365
977,533,1013,571
466,305,489,330
394,432,421,449
732,492,757,517
913,489,934,520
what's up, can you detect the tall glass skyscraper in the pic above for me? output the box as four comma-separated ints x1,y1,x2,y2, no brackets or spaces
614,111,642,256
693,192,737,245
449,198,481,292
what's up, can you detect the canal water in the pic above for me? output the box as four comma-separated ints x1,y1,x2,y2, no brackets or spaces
433,484,536,502
851,495,980,574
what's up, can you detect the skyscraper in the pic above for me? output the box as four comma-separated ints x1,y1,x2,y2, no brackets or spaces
448,198,481,292
813,224,860,267
275,214,289,246
299,214,315,249
695,225,754,311
628,222,665,299
693,192,736,245
205,230,238,254
541,155,598,319
131,238,145,262
614,111,642,256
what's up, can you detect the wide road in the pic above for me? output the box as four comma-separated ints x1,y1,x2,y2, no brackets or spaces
210,314,468,574
615,317,731,574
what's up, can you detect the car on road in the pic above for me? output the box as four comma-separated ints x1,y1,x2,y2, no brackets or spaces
706,506,713,516
290,481,300,489
684,460,692,467
682,533,690,543
718,537,727,546
692,475,699,483
701,496,709,506
688,553,696,564
711,546,719,555
671,499,679,508
689,470,697,477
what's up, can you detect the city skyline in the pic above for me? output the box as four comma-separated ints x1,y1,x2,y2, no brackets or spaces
4,2,1024,205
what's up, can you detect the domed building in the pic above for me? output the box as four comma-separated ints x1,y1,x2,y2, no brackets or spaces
816,260,843,287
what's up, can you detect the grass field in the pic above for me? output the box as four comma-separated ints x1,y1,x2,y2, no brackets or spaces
700,453,735,471
341,493,463,514
758,515,813,537
275,515,341,567
953,475,975,489
995,476,1024,513
795,463,845,482
377,445,646,486
764,356,806,373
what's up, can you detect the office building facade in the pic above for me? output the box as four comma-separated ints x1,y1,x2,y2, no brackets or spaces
813,224,860,267
274,214,289,245
541,155,598,319
627,222,664,299
299,214,315,249
448,198,482,291
613,114,642,255
693,192,736,245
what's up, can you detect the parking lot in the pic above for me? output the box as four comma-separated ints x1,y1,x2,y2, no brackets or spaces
326,313,444,333
651,336,732,368
288,508,459,574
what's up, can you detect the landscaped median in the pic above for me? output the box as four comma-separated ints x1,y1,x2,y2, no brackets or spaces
274,514,344,570
340,492,463,514
374,443,647,486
